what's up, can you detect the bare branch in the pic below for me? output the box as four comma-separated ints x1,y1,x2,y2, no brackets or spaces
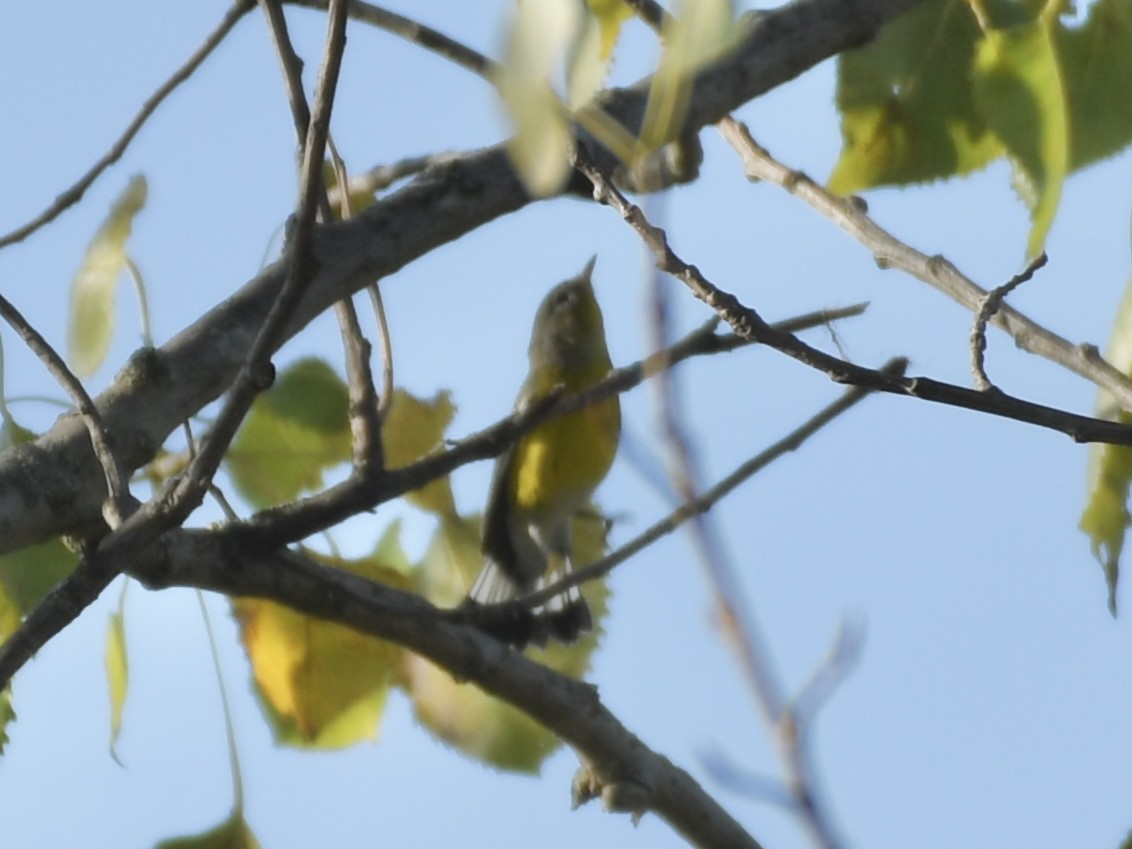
0,0,255,250
573,148,1132,446
0,294,131,523
121,532,768,849
509,358,909,612
971,253,1048,391
715,118,1132,413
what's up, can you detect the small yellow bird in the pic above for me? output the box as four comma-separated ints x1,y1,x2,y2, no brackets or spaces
467,257,621,645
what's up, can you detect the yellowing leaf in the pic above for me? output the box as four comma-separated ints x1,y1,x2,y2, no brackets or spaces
382,388,457,516
68,174,147,378
106,607,128,761
568,0,634,107
1081,274,1132,613
0,581,18,755
640,0,736,152
407,511,610,772
830,0,1001,193
495,0,582,196
973,21,1068,256
227,358,350,509
155,811,261,849
233,546,410,748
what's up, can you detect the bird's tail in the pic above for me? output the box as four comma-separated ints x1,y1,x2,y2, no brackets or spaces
466,558,592,646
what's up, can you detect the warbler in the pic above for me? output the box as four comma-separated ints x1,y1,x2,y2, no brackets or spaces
466,257,621,645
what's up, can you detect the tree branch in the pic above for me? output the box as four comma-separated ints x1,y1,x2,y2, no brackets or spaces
115,531,767,849
0,0,933,553
573,150,1132,446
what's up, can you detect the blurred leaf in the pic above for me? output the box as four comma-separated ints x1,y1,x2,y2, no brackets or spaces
322,160,375,218
830,0,1000,192
1059,0,1132,169
496,0,582,196
0,581,18,755
973,20,1068,257
233,543,411,748
568,0,634,107
106,607,128,762
406,510,610,772
68,174,148,378
227,358,350,509
1082,275,1132,614
0,413,37,454
640,0,736,151
154,811,260,849
0,537,78,614
382,388,457,516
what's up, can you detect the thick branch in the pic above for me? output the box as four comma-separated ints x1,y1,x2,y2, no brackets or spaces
0,0,928,555
125,532,766,849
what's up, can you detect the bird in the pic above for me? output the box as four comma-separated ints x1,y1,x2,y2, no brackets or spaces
465,257,621,645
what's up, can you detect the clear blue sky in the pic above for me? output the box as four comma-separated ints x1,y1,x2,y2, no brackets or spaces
2,2,1131,848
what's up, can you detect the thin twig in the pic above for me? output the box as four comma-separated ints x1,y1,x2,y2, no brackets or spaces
165,0,351,521
574,148,1132,445
0,294,131,522
286,0,493,77
225,302,869,549
512,357,908,611
326,138,385,468
971,253,1048,391
716,118,1132,413
0,0,255,250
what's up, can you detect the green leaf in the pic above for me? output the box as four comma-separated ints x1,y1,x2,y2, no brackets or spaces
830,0,1001,193
106,606,128,762
227,358,351,509
973,20,1068,256
68,174,148,378
1081,275,1132,613
0,537,78,614
154,811,261,849
1058,0,1132,169
407,511,610,772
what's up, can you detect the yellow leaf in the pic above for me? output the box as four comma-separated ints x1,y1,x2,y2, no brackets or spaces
406,512,610,771
106,608,128,762
233,547,409,748
68,174,147,377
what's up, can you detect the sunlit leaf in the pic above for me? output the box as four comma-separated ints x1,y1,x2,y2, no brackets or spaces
68,174,148,378
406,511,610,772
830,0,1001,192
0,537,78,614
154,810,261,849
227,358,350,509
495,0,582,196
233,544,411,748
568,0,634,107
1081,274,1132,613
106,607,128,762
973,20,1068,256
382,388,457,516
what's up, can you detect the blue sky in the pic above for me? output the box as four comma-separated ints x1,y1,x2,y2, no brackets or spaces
2,2,1132,848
